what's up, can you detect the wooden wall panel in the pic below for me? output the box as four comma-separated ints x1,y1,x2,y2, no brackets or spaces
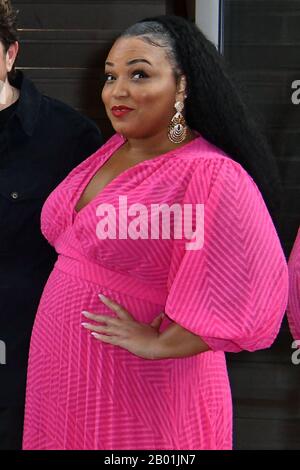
14,0,179,140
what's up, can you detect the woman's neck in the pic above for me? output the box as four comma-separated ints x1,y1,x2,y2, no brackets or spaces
123,128,197,161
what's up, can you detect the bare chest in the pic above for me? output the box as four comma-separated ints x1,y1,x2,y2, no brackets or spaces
75,149,143,213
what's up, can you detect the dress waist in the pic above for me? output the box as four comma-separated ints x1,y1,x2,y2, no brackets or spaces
54,254,168,305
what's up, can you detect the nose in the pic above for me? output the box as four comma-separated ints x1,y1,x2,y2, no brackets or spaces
111,77,129,99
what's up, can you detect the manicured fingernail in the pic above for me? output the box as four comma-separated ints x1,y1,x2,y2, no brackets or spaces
98,294,107,302
81,323,89,327
82,311,90,316
91,332,100,338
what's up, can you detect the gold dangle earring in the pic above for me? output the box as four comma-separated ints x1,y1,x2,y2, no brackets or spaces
168,98,188,144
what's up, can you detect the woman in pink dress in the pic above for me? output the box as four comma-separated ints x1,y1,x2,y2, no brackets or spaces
22,15,288,450
287,227,300,341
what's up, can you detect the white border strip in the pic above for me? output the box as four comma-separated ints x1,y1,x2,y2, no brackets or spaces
195,0,221,50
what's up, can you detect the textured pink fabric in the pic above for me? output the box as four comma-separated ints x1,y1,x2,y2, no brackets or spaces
287,227,300,340
22,132,288,450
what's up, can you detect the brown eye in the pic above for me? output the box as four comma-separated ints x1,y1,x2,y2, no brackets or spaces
132,70,148,80
104,73,115,82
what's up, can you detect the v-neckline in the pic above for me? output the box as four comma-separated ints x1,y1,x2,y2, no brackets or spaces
73,133,126,219
72,132,200,222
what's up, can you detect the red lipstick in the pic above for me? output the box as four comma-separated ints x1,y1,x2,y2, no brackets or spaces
111,105,134,117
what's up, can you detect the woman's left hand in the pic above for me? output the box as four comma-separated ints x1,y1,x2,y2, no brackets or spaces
81,294,165,360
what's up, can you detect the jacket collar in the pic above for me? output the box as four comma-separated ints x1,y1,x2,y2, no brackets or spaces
10,70,42,136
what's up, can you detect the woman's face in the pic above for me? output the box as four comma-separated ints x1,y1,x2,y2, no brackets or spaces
101,36,185,139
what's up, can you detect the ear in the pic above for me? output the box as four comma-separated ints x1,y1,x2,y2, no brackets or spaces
5,41,19,72
176,75,188,100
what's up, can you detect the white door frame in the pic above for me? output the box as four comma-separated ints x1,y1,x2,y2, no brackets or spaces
195,0,224,53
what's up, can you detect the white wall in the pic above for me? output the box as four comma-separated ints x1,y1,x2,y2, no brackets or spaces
195,0,220,49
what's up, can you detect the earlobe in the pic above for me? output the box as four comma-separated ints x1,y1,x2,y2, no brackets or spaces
177,75,188,98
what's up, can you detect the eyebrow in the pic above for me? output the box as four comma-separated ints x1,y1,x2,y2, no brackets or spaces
105,58,152,67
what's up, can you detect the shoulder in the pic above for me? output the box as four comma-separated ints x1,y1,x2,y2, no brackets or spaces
40,94,100,134
55,132,123,181
182,134,263,203
181,133,244,170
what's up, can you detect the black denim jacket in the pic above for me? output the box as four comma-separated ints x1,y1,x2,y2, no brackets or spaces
0,71,103,405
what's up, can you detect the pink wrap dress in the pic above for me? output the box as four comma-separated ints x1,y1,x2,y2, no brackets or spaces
287,227,300,341
22,132,289,450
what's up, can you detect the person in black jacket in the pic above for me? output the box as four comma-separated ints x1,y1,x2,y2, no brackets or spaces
0,1,103,449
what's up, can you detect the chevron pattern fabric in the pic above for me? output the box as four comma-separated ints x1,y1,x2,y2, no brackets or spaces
287,227,300,341
22,133,288,450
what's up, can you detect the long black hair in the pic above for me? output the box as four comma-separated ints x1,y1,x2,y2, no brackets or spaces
119,15,283,227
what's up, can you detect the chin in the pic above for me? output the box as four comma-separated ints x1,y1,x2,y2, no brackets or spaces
111,124,135,138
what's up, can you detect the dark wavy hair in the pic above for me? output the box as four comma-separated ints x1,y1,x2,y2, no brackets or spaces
0,0,19,80
119,15,283,227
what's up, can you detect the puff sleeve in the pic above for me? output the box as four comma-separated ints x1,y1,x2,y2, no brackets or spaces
287,227,300,341
164,158,289,353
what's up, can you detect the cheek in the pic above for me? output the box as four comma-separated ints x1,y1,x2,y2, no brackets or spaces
102,84,116,108
101,86,109,107
136,89,175,118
